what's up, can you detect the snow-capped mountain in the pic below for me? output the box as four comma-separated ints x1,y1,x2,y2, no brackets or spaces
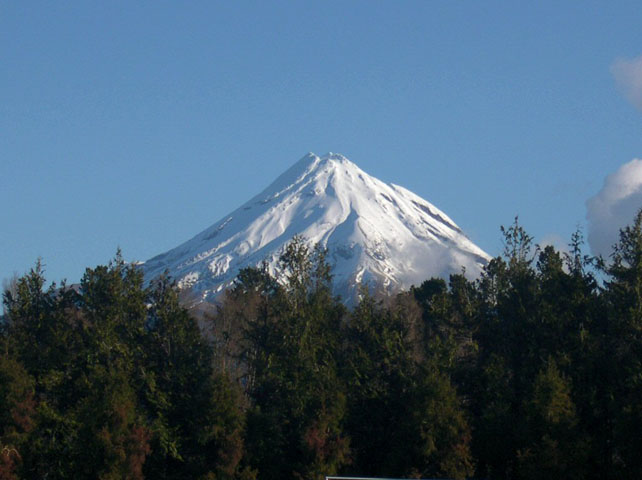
143,153,490,302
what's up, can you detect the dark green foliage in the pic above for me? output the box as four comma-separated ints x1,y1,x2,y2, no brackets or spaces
600,209,642,478
341,292,473,480
240,238,350,480
1,255,247,480
516,359,587,480
0,356,34,480
5,213,642,479
468,220,598,479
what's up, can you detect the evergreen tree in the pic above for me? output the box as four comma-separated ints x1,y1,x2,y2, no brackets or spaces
240,238,349,480
516,359,587,480
342,291,473,479
471,219,538,479
2,253,249,480
142,273,248,480
602,209,642,478
0,356,35,480
8,213,642,479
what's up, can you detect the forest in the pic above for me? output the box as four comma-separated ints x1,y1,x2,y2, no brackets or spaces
2,211,642,480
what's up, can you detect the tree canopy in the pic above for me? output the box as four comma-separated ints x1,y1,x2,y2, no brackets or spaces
4,212,642,479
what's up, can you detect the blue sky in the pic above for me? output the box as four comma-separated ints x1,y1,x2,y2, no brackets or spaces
2,1,642,284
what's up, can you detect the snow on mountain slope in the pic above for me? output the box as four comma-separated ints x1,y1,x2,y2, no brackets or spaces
143,153,491,302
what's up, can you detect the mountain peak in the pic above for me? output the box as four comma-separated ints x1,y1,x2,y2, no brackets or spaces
289,152,356,177
322,152,350,162
143,153,490,304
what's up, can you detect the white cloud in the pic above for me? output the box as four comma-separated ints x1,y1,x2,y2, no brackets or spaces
611,56,642,111
586,159,642,258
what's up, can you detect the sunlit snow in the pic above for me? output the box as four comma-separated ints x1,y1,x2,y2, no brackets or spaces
143,153,491,303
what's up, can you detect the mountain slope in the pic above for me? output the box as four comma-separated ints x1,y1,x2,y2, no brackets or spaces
143,153,490,302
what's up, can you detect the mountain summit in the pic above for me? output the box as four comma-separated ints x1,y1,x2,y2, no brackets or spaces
143,153,490,302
